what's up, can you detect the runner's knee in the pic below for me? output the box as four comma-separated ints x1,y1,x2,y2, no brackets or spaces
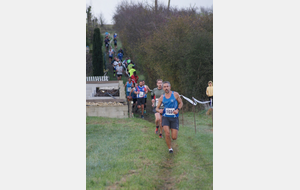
164,129,170,137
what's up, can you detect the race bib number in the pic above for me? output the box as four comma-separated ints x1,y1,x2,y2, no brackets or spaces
127,87,131,92
139,92,144,97
165,108,175,115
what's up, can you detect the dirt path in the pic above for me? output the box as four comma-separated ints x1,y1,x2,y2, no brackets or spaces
156,140,178,190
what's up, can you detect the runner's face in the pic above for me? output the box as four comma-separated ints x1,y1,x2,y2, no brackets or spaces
163,83,171,93
139,81,143,87
157,81,162,89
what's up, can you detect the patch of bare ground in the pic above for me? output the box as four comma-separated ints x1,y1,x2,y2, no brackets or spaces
86,120,110,125
105,169,141,190
156,141,179,190
140,125,148,133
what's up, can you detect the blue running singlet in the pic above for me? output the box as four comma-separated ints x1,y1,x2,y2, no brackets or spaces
126,81,133,96
135,86,147,98
162,91,179,118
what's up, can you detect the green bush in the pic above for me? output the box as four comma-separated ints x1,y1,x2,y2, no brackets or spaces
92,28,104,76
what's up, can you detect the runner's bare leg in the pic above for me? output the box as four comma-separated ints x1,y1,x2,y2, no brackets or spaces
163,126,171,149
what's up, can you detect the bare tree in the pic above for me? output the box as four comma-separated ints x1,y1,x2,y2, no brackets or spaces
99,13,106,27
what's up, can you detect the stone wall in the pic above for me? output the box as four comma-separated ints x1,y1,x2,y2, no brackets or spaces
86,105,128,118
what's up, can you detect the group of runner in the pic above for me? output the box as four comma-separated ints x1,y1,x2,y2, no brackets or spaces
125,77,183,153
106,32,185,154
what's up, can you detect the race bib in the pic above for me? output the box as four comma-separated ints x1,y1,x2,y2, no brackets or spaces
139,92,144,97
127,87,131,92
165,108,175,115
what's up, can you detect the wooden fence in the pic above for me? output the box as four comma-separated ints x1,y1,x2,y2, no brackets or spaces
86,76,109,81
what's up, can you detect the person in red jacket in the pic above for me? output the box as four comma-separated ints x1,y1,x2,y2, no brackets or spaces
130,71,139,84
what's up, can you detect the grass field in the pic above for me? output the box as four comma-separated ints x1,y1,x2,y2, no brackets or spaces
86,111,213,189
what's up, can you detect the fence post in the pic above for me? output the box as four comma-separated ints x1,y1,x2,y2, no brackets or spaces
193,100,196,133
181,105,184,127
128,99,132,118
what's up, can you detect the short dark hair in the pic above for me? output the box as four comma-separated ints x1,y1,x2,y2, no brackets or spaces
156,79,163,83
163,81,171,87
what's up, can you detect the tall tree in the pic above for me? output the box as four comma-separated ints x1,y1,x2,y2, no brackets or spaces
92,28,104,76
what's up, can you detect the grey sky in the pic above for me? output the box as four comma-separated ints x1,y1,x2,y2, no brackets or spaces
86,0,213,24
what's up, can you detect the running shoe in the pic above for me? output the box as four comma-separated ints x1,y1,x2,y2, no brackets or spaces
159,134,162,138
169,149,173,153
141,115,144,119
144,110,146,114
155,127,158,134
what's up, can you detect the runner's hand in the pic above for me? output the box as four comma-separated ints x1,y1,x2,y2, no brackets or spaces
159,109,163,114
173,109,179,115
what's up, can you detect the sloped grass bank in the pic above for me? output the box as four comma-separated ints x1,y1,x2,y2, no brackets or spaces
86,111,213,189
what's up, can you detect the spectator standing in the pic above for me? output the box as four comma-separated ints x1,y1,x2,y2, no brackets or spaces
206,81,213,107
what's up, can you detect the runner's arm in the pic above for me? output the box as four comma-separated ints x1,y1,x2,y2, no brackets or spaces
130,88,134,96
155,95,164,113
173,92,183,114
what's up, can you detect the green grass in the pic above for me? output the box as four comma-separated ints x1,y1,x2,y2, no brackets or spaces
86,111,213,189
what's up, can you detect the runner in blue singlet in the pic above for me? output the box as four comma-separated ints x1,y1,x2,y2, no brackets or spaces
156,81,183,153
134,81,148,119
126,77,134,97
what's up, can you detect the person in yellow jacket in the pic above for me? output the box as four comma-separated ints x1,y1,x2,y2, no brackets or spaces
128,66,136,77
206,81,213,107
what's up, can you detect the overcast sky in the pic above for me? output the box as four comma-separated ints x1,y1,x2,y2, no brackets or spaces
86,0,213,24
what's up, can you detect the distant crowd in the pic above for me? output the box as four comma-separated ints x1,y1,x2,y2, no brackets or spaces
104,32,139,83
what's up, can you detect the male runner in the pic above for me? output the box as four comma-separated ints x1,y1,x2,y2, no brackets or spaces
151,79,164,138
134,81,148,119
112,57,119,77
108,46,114,64
125,77,134,97
115,61,124,80
129,83,138,112
131,71,139,84
114,38,117,49
104,36,110,52
156,81,183,153
142,80,151,114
